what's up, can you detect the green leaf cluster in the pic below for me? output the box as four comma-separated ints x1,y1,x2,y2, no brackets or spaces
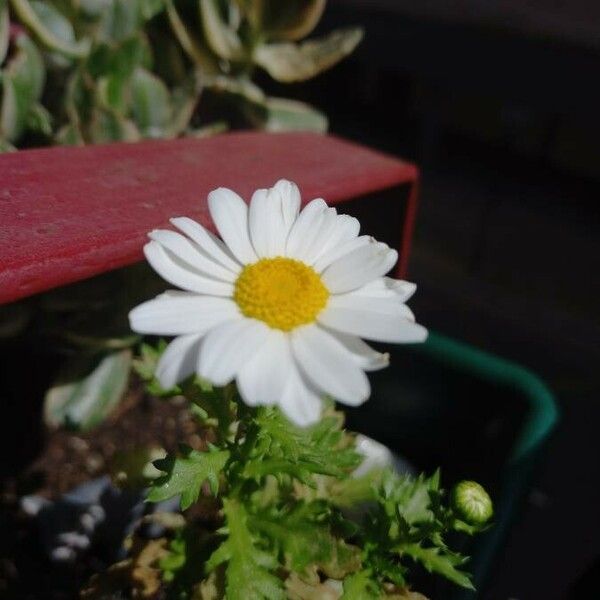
2,0,362,149
347,470,493,595
135,358,492,599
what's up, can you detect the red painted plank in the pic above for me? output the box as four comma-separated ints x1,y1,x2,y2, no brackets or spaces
0,132,418,305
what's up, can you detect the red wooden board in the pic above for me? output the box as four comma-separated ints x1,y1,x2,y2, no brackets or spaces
0,132,418,305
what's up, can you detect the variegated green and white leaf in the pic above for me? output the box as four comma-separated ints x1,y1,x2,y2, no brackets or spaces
2,33,45,140
245,95,327,132
30,0,76,66
0,1,9,65
131,66,172,137
199,0,244,62
10,0,90,58
254,27,363,82
44,349,133,431
248,0,326,41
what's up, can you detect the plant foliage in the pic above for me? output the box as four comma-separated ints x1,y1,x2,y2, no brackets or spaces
128,342,494,599
1,0,363,149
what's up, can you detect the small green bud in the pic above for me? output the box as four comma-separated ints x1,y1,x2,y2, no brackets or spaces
451,481,493,525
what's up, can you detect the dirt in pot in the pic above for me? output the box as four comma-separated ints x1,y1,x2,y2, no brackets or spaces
0,377,215,600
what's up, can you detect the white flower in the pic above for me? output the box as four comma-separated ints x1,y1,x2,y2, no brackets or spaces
129,180,427,426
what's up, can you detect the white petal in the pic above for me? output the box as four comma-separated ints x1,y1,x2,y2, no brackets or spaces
249,180,301,258
279,363,323,427
325,292,415,319
144,241,234,296
295,207,339,264
170,217,241,274
207,187,257,265
237,330,290,406
308,214,360,266
313,235,371,273
353,277,417,302
285,198,328,258
129,292,239,335
155,334,203,389
248,181,299,258
272,179,301,231
198,318,271,386
322,240,398,293
318,294,428,343
291,324,370,406
324,328,389,371
149,229,236,282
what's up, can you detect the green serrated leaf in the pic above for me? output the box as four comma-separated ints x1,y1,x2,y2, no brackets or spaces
250,502,336,573
380,471,440,528
44,349,132,431
243,409,361,483
206,498,285,600
133,340,185,398
254,27,363,83
148,446,230,509
341,570,381,600
398,544,474,590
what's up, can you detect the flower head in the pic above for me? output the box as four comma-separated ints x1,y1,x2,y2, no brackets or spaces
129,180,427,426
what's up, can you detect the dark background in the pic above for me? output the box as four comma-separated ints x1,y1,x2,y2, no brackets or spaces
262,2,600,598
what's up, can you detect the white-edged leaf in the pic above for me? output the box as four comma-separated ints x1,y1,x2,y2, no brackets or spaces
0,76,18,140
10,0,90,58
44,350,132,431
254,27,363,82
250,0,326,41
131,66,172,137
30,0,76,67
0,2,9,65
199,0,244,61
2,33,45,140
148,446,230,509
246,95,327,132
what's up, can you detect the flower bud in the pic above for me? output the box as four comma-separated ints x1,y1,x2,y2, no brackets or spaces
451,480,493,525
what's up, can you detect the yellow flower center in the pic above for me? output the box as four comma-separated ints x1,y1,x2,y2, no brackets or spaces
234,257,329,331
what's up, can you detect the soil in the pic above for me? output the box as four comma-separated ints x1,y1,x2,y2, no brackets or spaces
0,378,211,600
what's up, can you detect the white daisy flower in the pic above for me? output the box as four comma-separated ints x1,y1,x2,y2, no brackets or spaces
129,179,427,427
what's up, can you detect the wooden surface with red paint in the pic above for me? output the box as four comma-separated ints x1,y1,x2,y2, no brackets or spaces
0,132,418,305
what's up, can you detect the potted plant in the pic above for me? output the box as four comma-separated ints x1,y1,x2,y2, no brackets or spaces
71,179,492,599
